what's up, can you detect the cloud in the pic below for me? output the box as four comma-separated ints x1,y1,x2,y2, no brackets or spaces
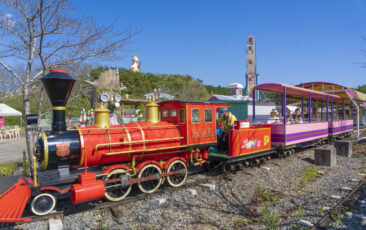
2,13,16,27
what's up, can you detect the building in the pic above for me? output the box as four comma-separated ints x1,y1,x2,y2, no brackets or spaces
208,83,276,121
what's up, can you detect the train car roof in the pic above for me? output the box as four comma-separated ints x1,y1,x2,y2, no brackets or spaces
158,100,231,107
296,82,366,102
254,82,342,100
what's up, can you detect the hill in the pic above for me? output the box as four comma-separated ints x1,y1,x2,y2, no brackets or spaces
3,67,231,125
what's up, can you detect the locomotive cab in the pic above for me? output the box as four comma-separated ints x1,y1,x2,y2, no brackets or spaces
158,101,230,147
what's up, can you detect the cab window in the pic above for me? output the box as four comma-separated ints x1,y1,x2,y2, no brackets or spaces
191,109,200,123
162,110,168,118
179,109,185,123
204,109,212,122
170,110,177,117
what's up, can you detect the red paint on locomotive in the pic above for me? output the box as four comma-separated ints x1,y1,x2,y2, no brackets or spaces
70,172,105,204
78,121,182,167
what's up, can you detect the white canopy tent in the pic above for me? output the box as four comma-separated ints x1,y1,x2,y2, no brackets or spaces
0,104,22,116
0,104,22,129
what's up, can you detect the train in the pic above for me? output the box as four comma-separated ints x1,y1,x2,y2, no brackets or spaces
0,70,354,223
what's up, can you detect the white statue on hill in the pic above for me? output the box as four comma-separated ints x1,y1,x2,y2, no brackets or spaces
129,56,141,72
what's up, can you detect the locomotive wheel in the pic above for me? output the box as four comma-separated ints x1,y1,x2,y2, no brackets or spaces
137,164,163,193
166,160,188,187
31,193,56,216
104,169,132,201
221,162,232,174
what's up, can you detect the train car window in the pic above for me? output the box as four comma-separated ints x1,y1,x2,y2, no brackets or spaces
179,109,185,123
170,110,177,117
204,109,213,123
191,109,200,123
162,110,168,118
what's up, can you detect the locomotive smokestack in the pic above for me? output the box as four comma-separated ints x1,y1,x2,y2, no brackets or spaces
40,69,75,133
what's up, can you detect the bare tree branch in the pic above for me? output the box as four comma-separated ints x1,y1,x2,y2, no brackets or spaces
0,0,140,162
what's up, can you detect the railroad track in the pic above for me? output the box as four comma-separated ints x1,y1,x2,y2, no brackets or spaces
311,175,366,229
28,168,224,222
14,134,366,225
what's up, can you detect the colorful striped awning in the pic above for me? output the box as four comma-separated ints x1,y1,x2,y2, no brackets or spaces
296,82,366,103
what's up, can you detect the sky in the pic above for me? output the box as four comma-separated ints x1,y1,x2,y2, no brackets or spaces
74,0,366,88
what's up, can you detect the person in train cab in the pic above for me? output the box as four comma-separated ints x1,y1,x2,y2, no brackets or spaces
217,107,237,152
311,107,320,121
267,109,281,124
292,108,303,124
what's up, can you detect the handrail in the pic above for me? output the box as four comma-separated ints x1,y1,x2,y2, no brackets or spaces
69,124,179,131
103,144,189,156
95,137,184,151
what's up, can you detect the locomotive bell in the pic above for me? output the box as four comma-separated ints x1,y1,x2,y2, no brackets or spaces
145,96,159,123
40,69,75,133
94,105,111,128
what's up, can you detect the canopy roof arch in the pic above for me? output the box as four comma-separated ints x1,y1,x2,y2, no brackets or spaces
296,82,366,103
253,82,341,101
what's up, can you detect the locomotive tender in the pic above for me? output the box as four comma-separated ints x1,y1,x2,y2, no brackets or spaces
0,70,354,223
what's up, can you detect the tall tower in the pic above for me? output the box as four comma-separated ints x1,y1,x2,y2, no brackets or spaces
245,35,258,99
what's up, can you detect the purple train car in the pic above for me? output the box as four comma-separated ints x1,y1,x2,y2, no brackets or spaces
252,83,353,152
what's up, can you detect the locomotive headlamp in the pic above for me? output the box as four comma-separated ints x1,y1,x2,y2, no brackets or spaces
26,114,38,125
100,93,109,102
114,94,121,102
115,102,120,108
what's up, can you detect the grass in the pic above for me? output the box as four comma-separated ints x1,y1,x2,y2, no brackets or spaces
260,205,279,230
353,143,366,154
296,206,304,220
233,218,248,228
331,212,343,224
300,166,321,185
318,203,324,216
258,185,280,202
0,162,20,177
356,167,366,174
309,189,318,194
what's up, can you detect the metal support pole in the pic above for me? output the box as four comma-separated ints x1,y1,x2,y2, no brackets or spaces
283,87,287,124
351,103,353,119
252,89,255,121
301,96,304,120
321,101,323,121
331,97,333,121
342,100,345,120
345,90,360,141
326,96,329,121
308,92,311,123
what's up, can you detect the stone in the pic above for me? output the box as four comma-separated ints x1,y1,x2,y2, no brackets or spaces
201,183,216,191
298,220,314,227
261,167,270,171
110,206,124,224
354,214,366,220
330,195,342,199
157,198,167,205
334,140,352,157
49,218,63,230
350,179,360,182
188,189,197,196
314,147,336,167
341,187,352,191
345,211,353,218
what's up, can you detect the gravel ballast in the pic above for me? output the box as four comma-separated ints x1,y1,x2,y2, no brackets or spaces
7,137,366,229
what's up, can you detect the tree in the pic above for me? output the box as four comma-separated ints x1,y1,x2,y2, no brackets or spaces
355,85,366,94
0,0,139,162
0,69,19,103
